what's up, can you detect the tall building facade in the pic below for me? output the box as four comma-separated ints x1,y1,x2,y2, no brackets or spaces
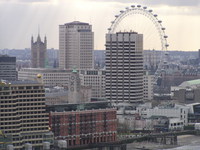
0,55,17,81
31,34,47,68
0,80,53,150
105,32,143,104
59,21,94,69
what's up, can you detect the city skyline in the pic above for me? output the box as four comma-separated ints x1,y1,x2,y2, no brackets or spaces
0,0,200,51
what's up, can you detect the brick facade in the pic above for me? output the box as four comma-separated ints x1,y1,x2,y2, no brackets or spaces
49,109,117,148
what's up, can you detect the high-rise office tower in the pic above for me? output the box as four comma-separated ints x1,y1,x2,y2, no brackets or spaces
0,80,53,150
59,21,94,69
105,32,143,104
31,34,47,68
0,55,17,81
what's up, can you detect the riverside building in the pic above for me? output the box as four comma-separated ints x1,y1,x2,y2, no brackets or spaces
0,80,53,150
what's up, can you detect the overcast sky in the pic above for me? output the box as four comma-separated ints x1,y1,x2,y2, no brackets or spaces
0,0,200,51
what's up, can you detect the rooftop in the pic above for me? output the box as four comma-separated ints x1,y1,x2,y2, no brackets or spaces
0,80,40,86
180,79,200,87
65,21,89,26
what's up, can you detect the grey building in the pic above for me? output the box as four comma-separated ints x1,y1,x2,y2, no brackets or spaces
0,55,17,81
31,34,47,68
105,32,144,104
59,21,94,69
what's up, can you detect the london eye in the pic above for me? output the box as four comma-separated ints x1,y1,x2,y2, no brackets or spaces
108,4,169,83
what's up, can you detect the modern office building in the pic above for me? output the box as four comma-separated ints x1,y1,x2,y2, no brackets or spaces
0,55,17,81
105,32,144,104
0,80,53,150
59,21,94,69
31,34,47,68
48,102,117,148
79,69,106,98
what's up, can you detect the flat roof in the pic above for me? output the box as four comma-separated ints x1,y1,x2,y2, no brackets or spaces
65,21,89,26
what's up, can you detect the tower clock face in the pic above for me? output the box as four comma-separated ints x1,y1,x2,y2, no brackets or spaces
70,75,75,91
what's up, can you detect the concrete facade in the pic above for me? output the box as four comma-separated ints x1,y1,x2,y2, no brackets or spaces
0,80,52,150
59,21,94,69
105,32,143,104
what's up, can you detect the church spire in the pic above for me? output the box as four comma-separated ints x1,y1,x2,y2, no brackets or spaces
37,25,41,42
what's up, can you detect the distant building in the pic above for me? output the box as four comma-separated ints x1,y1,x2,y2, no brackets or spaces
31,34,47,68
146,103,189,129
19,68,105,99
79,69,106,98
105,32,143,104
0,55,17,81
59,21,94,69
48,102,117,148
171,79,200,104
18,68,72,87
94,50,105,69
143,72,154,101
45,87,68,105
0,80,53,150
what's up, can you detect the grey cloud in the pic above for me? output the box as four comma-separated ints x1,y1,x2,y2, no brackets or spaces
90,0,200,7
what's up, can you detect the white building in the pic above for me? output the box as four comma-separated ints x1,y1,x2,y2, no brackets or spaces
59,21,94,70
146,104,189,126
143,72,154,101
18,68,72,87
79,69,105,98
105,32,143,104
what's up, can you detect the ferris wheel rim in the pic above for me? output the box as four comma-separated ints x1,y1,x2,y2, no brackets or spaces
108,5,169,51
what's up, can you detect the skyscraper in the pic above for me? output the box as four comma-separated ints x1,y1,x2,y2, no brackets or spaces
59,21,94,69
105,32,143,104
31,34,47,68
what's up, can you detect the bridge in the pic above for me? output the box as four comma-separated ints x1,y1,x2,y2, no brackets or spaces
56,130,199,150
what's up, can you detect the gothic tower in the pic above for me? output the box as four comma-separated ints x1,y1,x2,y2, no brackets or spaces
31,34,47,68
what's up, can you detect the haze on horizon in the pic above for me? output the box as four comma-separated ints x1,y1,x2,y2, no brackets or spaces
0,0,200,51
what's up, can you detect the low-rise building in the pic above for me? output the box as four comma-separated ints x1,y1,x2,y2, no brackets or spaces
171,79,200,104
48,102,117,148
79,69,105,98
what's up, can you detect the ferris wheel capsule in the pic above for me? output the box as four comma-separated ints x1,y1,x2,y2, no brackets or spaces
120,10,124,13
158,20,162,23
164,35,168,38
149,10,153,12
165,44,169,47
161,27,165,30
154,14,158,17
108,28,111,31
126,7,129,10
137,5,141,8
143,6,147,9
115,15,119,18
111,21,115,24
131,5,135,8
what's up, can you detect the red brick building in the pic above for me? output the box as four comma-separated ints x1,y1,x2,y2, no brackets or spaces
49,108,117,147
